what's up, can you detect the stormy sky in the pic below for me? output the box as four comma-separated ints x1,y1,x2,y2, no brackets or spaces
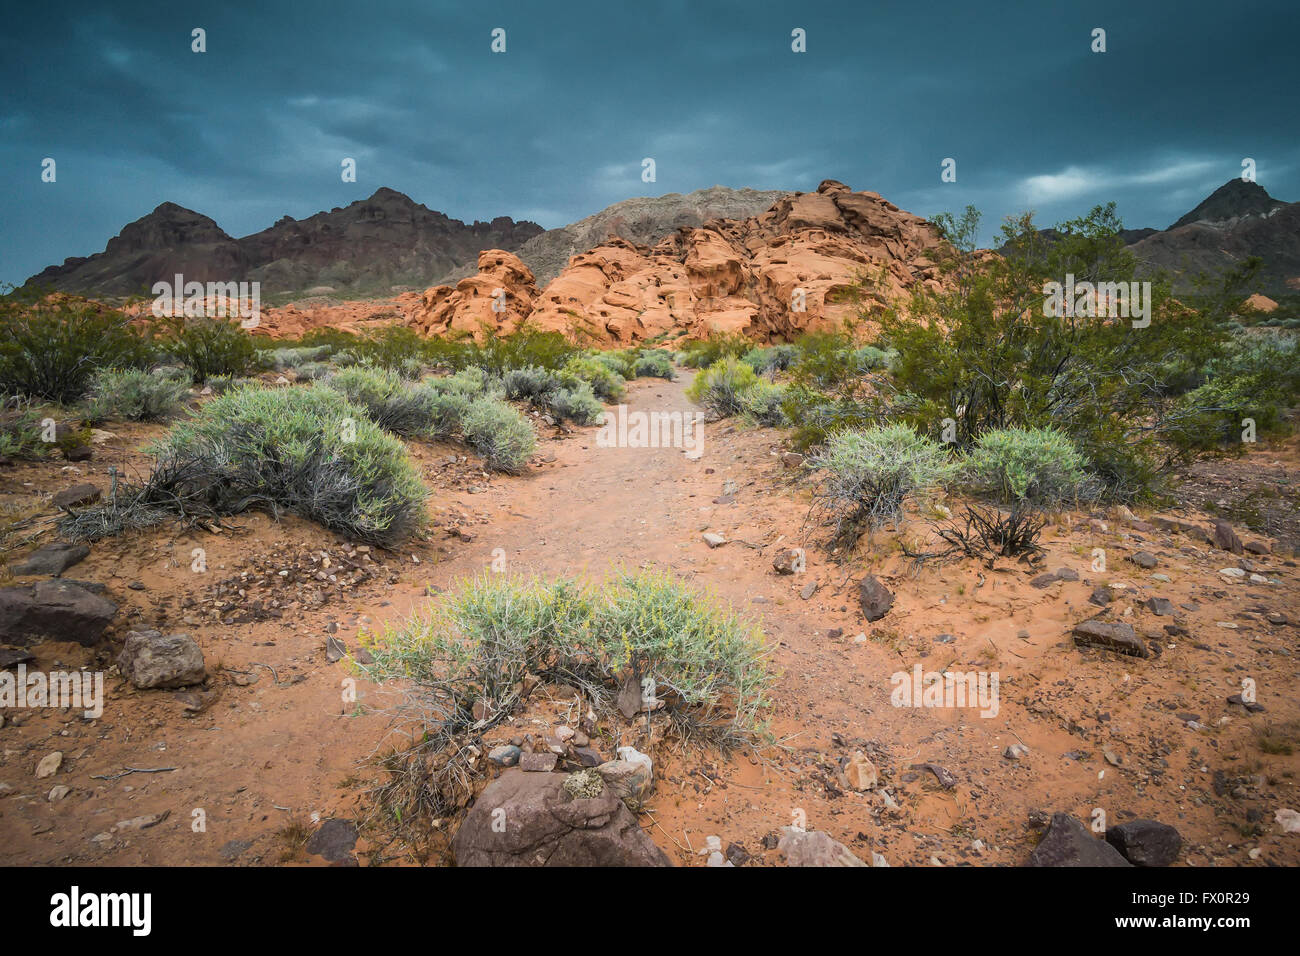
2,0,1297,287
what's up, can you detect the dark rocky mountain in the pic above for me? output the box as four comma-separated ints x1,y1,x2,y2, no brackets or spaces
24,188,543,300
999,180,1296,295
1168,179,1287,230
1130,180,1297,294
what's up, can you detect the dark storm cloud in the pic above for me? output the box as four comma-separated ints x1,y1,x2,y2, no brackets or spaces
2,0,1297,285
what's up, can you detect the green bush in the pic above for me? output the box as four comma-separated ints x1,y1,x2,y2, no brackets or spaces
632,350,676,380
502,365,560,401
686,357,758,418
461,397,536,473
679,332,751,369
591,350,636,380
164,317,259,384
324,366,440,438
0,295,155,403
84,368,189,423
294,361,332,381
63,385,427,545
739,344,799,375
262,345,333,370
429,365,499,400
350,325,426,371
546,381,605,426
562,356,626,402
739,380,789,426
809,424,954,537
963,427,1089,509
0,399,50,461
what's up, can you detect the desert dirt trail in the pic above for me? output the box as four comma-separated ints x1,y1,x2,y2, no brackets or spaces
3,372,1297,866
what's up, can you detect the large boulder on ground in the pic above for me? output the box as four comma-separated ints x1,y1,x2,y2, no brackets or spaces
1104,820,1182,866
452,769,671,867
1027,812,1131,867
9,542,90,576
117,629,206,689
0,580,117,645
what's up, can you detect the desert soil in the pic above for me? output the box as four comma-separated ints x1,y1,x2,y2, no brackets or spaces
1,372,1298,866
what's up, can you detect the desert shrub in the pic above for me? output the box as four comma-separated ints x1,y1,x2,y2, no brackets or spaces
263,345,333,370
204,373,261,394
502,365,560,401
350,325,426,371
809,424,954,540
879,205,1257,499
163,316,260,384
633,350,676,380
0,295,155,403
739,380,790,426
561,356,626,402
0,398,50,461
325,366,446,438
588,569,771,743
741,344,800,375
460,397,536,473
686,357,758,418
421,389,473,439
1163,331,1300,451
429,365,499,400
361,570,770,817
61,385,427,545
591,350,636,379
294,361,332,381
470,326,579,374
546,380,605,425
84,368,189,423
962,426,1090,509
679,332,751,369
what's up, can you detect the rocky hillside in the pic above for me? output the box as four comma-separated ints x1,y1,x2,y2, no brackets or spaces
1129,181,1298,295
507,185,788,286
24,188,543,300
411,180,948,344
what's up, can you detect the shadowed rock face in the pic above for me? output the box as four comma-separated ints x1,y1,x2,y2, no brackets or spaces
24,188,543,300
413,180,950,344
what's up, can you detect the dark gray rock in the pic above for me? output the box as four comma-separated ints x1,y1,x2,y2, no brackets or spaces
0,580,117,646
1211,519,1243,554
10,542,90,577
858,574,894,622
52,483,101,510
1028,812,1131,867
1105,819,1181,866
306,818,358,863
1072,618,1149,658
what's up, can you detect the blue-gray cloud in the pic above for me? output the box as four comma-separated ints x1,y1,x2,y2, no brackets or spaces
2,0,1297,286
